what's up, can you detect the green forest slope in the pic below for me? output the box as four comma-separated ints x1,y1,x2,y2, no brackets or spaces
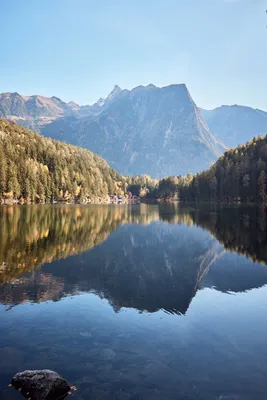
0,119,126,203
150,135,267,204
181,135,267,203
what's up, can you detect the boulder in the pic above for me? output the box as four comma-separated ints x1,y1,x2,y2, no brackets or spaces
10,369,73,400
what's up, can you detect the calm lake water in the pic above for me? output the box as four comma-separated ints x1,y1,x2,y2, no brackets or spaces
1,204,267,400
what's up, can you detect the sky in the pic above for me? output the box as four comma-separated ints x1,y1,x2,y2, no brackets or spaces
1,0,267,110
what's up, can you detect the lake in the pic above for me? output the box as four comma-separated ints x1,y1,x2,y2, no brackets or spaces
1,204,267,400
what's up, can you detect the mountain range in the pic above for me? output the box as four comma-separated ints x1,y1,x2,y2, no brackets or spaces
201,105,267,149
1,85,266,177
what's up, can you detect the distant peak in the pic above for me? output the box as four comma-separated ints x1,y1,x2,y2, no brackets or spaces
106,85,122,102
113,84,122,91
10,92,22,98
96,97,105,107
108,85,122,96
131,84,155,93
52,96,63,102
67,101,79,109
165,83,187,90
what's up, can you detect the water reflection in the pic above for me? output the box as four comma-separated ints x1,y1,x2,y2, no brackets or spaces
2,204,267,400
1,204,267,314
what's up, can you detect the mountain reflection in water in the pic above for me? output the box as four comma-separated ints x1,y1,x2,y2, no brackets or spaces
0,204,267,315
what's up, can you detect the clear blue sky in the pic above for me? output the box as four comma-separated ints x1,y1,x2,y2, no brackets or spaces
1,0,266,110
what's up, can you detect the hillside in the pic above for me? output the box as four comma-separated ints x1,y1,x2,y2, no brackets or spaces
41,84,226,177
184,134,267,203
155,135,267,204
0,119,125,204
201,105,267,148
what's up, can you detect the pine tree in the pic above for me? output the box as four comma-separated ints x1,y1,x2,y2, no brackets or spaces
258,170,266,204
0,141,7,196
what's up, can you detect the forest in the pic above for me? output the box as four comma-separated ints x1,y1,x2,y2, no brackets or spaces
141,135,267,204
0,119,127,204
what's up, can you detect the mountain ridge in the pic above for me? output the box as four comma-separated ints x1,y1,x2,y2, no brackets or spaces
6,84,267,177
40,83,226,177
201,104,267,148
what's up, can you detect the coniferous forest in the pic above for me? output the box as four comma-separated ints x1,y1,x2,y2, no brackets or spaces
152,135,267,204
0,119,127,204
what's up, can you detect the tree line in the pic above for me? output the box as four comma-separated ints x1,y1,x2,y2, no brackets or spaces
133,135,267,204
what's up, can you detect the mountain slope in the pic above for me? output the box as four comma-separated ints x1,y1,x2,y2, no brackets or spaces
0,119,125,203
0,92,77,130
201,105,267,148
41,84,226,177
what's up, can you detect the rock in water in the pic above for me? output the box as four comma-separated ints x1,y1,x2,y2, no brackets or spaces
10,369,72,400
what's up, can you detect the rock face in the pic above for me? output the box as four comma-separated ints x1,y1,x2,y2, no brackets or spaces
201,105,267,149
0,85,226,178
10,369,71,400
41,84,226,177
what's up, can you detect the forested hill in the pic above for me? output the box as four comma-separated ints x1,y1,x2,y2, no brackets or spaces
155,135,267,204
186,135,267,203
0,119,126,204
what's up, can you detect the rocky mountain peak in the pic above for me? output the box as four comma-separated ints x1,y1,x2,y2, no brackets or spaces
67,101,79,110
40,83,227,177
146,84,156,89
96,97,106,107
106,85,122,100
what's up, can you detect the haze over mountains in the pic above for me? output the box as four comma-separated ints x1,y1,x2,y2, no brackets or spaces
201,105,267,149
1,84,266,178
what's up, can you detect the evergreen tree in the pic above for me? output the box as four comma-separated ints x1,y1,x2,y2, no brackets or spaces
258,170,266,204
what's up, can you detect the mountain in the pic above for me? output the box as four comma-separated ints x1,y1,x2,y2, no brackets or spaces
0,92,78,131
4,87,267,178
41,84,226,178
0,85,227,177
201,105,267,148
0,87,124,129
0,119,125,204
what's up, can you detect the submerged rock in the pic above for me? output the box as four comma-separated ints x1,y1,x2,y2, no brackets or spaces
87,347,116,361
10,369,73,400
